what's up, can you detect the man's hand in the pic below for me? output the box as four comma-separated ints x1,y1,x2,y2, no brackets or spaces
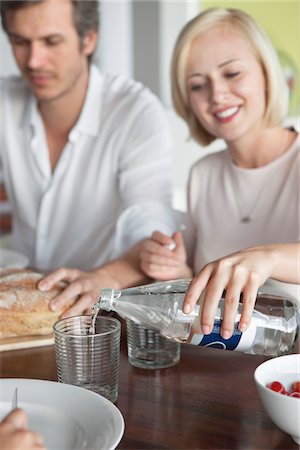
38,241,151,318
38,267,118,318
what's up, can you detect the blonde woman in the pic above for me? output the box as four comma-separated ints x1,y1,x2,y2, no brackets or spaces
140,8,299,339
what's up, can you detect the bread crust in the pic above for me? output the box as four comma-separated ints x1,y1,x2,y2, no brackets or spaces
0,269,69,338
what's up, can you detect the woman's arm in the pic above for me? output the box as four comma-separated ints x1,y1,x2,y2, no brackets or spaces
183,243,300,340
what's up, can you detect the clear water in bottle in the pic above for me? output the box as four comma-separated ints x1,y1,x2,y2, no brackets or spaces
163,294,298,356
96,280,299,356
245,295,298,356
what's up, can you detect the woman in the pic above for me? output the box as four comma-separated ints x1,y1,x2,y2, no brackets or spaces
140,8,299,340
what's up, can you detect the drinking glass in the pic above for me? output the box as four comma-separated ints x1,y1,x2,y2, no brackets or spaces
126,319,181,369
53,316,120,403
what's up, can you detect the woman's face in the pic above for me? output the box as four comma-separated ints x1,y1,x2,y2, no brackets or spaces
185,25,267,144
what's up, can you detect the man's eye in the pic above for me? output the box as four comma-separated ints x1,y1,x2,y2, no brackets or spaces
46,38,62,46
11,37,28,46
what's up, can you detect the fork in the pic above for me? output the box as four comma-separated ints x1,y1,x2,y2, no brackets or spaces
11,387,18,411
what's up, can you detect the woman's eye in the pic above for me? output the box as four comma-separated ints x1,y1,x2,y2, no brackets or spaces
225,72,240,79
190,84,204,92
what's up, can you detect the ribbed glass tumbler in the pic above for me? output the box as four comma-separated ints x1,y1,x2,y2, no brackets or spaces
126,319,181,369
53,316,121,403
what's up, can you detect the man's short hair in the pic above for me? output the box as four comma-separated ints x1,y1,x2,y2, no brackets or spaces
1,0,100,43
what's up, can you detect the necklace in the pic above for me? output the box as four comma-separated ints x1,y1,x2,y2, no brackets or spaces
230,130,290,224
231,173,266,223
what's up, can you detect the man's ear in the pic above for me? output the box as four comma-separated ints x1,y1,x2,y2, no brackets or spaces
82,30,98,56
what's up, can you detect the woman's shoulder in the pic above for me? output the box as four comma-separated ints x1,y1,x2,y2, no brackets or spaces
190,148,228,175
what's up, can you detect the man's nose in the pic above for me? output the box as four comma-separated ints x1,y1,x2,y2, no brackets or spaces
26,42,45,69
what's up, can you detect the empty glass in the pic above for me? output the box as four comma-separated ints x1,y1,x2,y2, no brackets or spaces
126,319,181,369
53,316,121,403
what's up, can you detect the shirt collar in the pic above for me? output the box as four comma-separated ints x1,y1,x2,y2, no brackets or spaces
21,64,104,138
71,64,103,138
21,94,37,131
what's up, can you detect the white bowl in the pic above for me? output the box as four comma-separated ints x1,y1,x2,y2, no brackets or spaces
254,354,300,445
0,248,29,269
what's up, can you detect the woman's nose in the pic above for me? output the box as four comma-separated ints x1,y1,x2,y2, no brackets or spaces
210,80,230,103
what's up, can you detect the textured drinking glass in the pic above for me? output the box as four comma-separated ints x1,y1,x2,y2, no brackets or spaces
53,316,120,403
126,319,181,369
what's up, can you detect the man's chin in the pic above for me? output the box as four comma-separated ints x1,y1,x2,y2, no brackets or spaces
35,94,56,103
24,78,54,100
28,86,60,104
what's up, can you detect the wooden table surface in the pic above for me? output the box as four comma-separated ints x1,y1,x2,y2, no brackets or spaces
0,331,298,450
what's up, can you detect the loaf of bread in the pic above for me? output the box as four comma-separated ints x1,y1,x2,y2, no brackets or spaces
0,269,70,338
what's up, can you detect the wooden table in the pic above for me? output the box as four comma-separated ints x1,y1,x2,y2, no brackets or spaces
0,334,298,449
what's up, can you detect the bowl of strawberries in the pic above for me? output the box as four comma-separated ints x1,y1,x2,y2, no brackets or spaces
254,353,300,445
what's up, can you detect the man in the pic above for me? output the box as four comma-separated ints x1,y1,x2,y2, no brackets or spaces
0,0,175,316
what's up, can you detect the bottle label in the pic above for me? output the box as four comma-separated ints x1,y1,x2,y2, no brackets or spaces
190,319,256,352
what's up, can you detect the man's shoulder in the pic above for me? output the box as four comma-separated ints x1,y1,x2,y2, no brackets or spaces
89,66,169,135
101,71,163,111
1,75,29,101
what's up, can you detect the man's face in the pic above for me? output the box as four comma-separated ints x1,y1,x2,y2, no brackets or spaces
5,0,97,103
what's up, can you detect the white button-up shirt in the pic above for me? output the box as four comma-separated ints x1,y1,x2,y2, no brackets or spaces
0,66,175,271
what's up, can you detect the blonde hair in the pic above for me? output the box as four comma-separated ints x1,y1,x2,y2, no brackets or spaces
171,8,289,146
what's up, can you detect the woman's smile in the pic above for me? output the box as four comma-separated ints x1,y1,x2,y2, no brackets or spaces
213,106,240,122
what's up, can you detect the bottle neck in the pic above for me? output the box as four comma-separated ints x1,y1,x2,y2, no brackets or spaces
97,288,121,312
96,279,193,312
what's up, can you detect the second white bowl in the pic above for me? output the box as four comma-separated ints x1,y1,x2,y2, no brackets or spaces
254,354,300,445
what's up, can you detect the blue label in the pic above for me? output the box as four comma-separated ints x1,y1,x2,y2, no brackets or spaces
199,320,242,350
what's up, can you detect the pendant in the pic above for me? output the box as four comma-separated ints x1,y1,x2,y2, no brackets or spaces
241,216,251,223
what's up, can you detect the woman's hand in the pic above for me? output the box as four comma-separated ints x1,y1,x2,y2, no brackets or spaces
0,408,45,450
140,230,192,281
182,245,288,339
